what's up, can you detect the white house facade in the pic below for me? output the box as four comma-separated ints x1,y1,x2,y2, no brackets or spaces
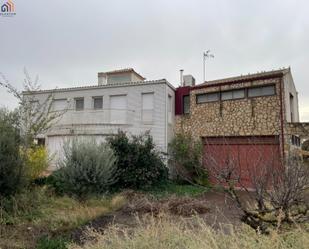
25,69,175,170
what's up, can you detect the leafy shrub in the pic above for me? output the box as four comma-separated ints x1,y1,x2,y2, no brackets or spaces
107,131,168,189
23,145,49,181
52,139,118,198
0,108,26,196
36,236,67,249
168,133,208,185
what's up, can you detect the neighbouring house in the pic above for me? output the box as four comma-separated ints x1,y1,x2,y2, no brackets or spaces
24,68,175,170
175,68,309,188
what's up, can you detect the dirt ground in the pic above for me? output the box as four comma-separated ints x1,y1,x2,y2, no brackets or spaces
71,190,246,244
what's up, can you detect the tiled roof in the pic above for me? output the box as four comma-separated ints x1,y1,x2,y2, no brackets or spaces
98,68,146,80
198,68,290,87
22,79,174,95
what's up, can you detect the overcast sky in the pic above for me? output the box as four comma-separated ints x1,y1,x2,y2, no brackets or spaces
0,0,308,120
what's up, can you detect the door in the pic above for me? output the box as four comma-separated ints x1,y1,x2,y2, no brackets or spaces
203,136,281,189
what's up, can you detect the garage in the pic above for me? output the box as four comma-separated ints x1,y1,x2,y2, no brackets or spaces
46,135,107,170
203,136,281,189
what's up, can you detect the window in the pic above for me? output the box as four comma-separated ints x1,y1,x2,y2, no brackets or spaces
221,89,245,100
291,135,300,147
196,92,219,104
52,99,67,111
168,95,172,112
248,85,275,98
75,98,84,111
142,93,154,110
142,93,154,123
289,93,294,122
93,97,103,110
110,95,127,124
183,95,190,114
37,138,45,146
168,95,172,124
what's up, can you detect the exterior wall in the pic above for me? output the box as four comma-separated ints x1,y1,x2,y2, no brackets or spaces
283,72,299,122
131,73,144,82
165,85,175,147
175,77,282,139
107,73,132,84
27,80,174,169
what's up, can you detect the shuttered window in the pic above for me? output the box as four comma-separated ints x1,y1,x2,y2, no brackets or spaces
110,95,127,124
142,93,154,124
52,99,67,111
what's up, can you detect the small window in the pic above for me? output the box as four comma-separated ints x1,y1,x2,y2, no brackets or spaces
233,89,245,99
93,97,103,110
37,138,45,146
248,85,275,98
196,92,219,103
183,95,190,114
221,91,233,100
291,135,301,147
75,98,84,111
168,95,172,112
221,89,245,100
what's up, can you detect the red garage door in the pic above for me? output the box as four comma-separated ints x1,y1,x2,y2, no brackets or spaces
203,136,281,189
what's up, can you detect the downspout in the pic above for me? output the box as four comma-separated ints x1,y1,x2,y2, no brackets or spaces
279,77,285,158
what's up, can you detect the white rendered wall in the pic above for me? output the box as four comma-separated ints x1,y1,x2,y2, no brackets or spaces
26,81,175,169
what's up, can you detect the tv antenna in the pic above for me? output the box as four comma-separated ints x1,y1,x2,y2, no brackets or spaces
203,50,214,82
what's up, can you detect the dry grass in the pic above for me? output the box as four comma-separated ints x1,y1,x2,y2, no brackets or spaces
123,195,209,216
0,188,126,249
69,215,309,249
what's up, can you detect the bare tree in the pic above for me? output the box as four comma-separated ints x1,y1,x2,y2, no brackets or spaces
0,69,67,147
203,136,309,233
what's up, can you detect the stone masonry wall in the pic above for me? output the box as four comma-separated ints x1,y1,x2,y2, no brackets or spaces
175,78,282,139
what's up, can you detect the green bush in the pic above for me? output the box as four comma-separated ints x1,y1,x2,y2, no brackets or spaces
0,109,26,197
168,133,208,185
23,145,49,181
107,131,168,189
52,139,117,198
36,236,67,249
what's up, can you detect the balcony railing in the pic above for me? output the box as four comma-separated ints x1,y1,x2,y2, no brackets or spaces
53,109,135,126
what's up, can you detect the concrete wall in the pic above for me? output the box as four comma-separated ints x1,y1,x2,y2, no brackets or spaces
283,72,300,122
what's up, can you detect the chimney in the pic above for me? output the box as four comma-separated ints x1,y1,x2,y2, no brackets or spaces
183,75,196,87
180,69,184,86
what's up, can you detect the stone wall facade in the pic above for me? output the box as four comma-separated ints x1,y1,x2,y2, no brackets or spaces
175,78,283,139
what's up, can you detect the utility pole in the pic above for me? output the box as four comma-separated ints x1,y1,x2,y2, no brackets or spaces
203,50,214,83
